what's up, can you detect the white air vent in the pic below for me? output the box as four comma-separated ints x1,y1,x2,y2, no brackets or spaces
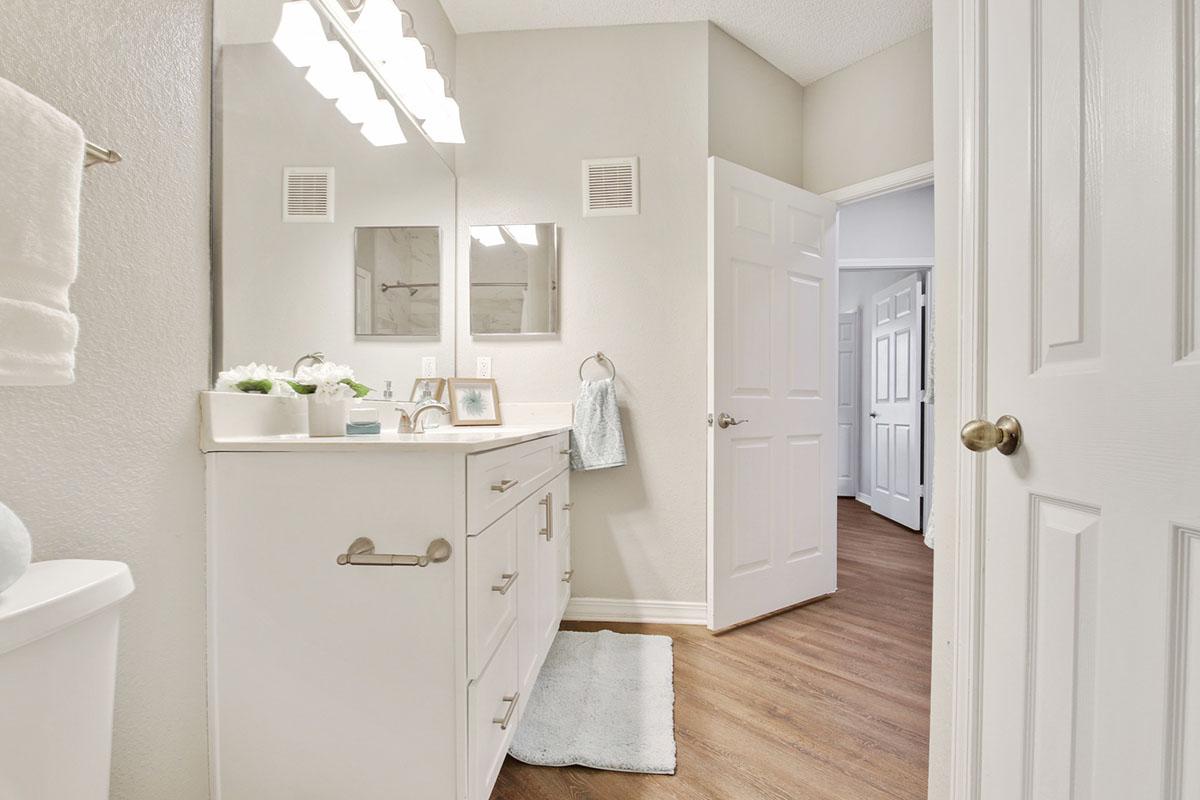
283,167,334,223
583,157,639,217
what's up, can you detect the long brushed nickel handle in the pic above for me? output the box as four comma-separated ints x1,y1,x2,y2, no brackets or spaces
336,537,452,567
539,492,553,540
491,572,519,595
493,693,520,730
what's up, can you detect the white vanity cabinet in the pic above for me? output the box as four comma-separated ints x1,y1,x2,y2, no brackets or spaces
206,428,571,800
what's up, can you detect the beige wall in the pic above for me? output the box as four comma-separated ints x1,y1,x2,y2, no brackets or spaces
456,22,712,604
0,1,211,798
802,29,933,195
707,23,805,186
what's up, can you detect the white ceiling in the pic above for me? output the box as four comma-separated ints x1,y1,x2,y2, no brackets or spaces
437,0,931,86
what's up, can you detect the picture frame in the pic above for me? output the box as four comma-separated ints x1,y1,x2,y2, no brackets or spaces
447,378,502,426
410,377,446,404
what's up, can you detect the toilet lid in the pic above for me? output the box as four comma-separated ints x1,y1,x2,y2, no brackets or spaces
0,560,134,655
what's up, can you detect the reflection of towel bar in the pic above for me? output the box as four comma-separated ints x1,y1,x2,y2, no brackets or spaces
336,536,452,567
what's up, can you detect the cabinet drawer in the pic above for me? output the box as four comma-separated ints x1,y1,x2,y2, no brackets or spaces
469,624,520,800
467,432,569,534
467,510,518,678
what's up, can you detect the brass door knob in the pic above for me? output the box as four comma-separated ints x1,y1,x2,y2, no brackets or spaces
960,415,1022,455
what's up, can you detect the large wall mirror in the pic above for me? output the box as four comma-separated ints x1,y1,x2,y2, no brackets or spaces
469,224,559,336
212,1,456,391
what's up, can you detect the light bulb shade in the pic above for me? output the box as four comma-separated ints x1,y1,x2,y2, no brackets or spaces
360,100,407,146
505,225,538,246
471,226,504,247
305,40,353,100
335,72,378,124
422,97,465,144
351,0,406,63
272,1,327,68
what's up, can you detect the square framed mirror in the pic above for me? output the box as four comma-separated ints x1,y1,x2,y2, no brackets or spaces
469,223,559,336
354,226,441,337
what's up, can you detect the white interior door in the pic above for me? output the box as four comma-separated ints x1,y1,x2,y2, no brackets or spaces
969,2,1200,797
837,309,860,497
708,156,838,632
869,273,924,530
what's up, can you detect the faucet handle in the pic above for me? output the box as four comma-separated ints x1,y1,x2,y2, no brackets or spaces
398,409,413,434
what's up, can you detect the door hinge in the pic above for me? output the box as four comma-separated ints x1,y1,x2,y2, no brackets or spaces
707,413,714,427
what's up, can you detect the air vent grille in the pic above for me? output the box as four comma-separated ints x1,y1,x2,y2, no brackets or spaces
583,157,639,217
283,167,334,223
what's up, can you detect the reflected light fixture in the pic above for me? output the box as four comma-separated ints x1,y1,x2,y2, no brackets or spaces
335,71,379,124
305,40,354,100
505,225,538,246
360,99,407,146
471,226,505,247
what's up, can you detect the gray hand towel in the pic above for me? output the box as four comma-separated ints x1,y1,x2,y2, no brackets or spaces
570,378,626,471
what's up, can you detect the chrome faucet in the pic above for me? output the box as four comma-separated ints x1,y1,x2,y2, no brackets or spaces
292,351,326,376
410,402,449,434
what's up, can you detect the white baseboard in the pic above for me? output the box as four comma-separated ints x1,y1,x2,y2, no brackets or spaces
856,492,873,506
563,597,708,626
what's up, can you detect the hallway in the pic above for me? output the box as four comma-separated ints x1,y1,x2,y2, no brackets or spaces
493,498,933,799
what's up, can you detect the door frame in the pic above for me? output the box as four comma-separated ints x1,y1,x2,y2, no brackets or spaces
931,0,987,797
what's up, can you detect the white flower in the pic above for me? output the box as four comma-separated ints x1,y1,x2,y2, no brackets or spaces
294,361,358,405
215,363,295,396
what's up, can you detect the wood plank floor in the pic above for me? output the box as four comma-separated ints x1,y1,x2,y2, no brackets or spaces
491,498,933,800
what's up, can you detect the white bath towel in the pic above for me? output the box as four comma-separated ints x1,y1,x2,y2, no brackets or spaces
0,77,85,385
570,378,627,471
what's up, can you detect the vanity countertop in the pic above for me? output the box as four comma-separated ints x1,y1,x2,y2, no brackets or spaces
203,424,572,454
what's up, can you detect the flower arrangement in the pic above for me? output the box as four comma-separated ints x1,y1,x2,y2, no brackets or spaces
215,363,295,396
288,361,371,404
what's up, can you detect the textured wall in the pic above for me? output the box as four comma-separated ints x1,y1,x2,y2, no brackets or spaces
455,23,712,604
707,23,805,186
802,29,933,194
0,2,212,798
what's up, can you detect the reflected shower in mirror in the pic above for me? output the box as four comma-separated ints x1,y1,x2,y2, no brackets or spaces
355,227,440,336
469,224,558,335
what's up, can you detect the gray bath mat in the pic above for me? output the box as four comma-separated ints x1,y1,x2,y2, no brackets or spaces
509,629,677,775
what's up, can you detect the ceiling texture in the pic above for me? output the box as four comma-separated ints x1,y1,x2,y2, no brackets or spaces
437,0,932,86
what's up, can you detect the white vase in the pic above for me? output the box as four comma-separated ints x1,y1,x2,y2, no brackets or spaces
307,395,348,437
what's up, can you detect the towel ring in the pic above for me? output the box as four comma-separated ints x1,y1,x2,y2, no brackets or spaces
578,351,616,381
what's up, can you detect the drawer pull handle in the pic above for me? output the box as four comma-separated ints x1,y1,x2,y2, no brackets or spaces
491,479,519,493
493,692,520,730
491,571,519,595
559,449,571,455
336,537,451,567
562,569,574,583
539,492,553,540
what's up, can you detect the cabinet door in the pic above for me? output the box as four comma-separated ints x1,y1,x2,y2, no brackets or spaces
555,472,572,618
536,482,560,656
209,452,459,800
516,492,542,696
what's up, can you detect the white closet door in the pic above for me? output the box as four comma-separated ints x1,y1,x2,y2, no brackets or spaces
868,273,923,530
837,309,860,497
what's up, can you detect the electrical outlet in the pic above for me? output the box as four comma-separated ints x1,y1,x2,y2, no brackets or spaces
476,356,492,378
421,357,437,378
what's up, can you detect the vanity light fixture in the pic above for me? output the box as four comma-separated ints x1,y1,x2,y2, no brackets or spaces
272,1,327,67
334,72,379,124
360,99,407,145
304,39,354,99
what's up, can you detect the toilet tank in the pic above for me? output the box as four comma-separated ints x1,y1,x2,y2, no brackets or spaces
0,560,135,800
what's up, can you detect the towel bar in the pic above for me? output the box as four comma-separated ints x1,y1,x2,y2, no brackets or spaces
84,141,121,168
